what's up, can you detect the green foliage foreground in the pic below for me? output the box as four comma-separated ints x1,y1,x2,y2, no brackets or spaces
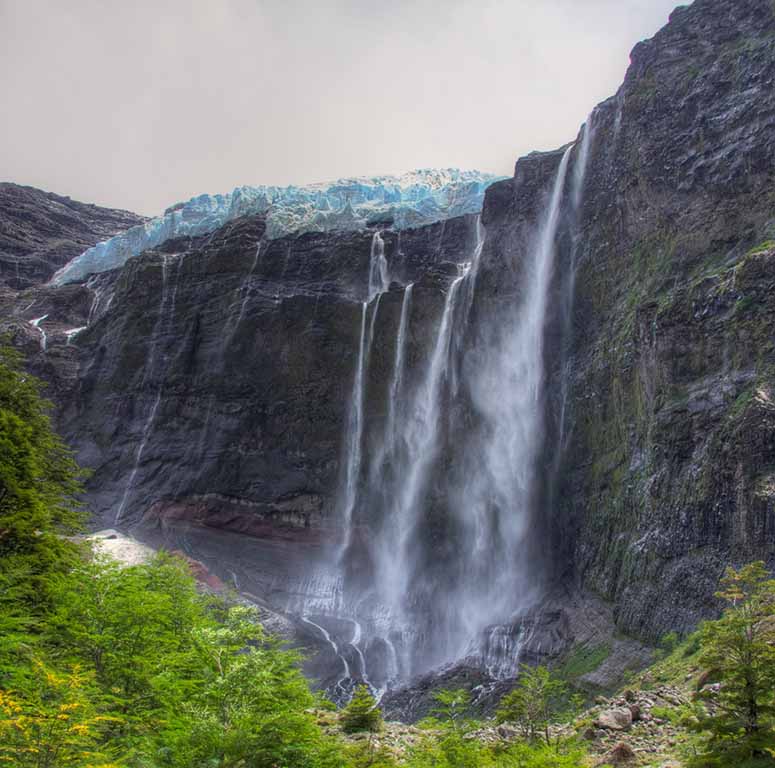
0,347,586,768
2,333,775,767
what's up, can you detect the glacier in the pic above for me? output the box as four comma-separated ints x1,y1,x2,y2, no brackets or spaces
51,169,504,285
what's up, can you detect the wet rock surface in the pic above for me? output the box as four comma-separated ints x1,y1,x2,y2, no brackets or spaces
0,182,144,289
555,0,775,641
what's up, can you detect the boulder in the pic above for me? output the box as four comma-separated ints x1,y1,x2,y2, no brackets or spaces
595,707,633,731
607,742,637,766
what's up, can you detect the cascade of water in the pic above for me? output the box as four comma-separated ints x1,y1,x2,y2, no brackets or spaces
450,145,575,658
368,283,413,486
115,255,181,525
380,271,468,614
368,231,390,300
338,302,368,555
301,616,351,693
338,233,392,557
65,327,87,345
348,619,374,690
30,315,48,350
452,215,485,397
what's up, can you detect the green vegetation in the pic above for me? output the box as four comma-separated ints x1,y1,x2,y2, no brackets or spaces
496,666,575,745
556,643,611,684
688,563,775,767
630,564,775,766
747,240,775,256
407,687,585,768
4,344,772,768
0,348,587,767
341,685,382,734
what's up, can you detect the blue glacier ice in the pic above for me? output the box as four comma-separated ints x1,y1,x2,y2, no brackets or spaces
51,169,504,285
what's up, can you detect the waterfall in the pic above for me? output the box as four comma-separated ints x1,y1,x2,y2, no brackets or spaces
452,214,485,397
115,254,181,525
369,282,413,485
337,301,368,554
338,231,391,556
30,315,48,351
301,616,351,694
451,145,575,658
368,231,390,300
379,270,468,615
311,152,577,686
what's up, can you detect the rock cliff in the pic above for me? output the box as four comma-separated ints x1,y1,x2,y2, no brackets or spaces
0,182,143,289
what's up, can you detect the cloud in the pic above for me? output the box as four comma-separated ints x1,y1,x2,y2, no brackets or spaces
0,0,679,215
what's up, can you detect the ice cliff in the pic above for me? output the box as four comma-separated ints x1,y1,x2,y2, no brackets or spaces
51,169,502,285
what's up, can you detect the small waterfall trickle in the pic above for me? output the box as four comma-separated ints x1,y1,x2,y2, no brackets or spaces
115,254,182,525
234,238,264,328
556,118,595,458
30,315,48,350
301,616,351,696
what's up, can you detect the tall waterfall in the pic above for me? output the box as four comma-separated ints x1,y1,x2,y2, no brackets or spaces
338,232,391,556
452,146,575,645
322,147,583,695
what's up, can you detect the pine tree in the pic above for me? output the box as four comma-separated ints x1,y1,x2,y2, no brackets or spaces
496,665,569,745
691,562,775,765
341,685,382,734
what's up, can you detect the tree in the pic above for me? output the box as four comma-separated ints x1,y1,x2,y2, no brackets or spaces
496,665,569,745
0,345,85,680
0,345,84,563
157,602,344,767
429,688,473,734
341,685,383,734
0,660,118,768
691,562,775,765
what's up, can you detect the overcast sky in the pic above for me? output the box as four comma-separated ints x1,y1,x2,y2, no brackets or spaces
1,0,681,216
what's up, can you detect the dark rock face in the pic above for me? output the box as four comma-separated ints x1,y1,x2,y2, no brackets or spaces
551,0,775,640
0,183,144,289
49,213,479,532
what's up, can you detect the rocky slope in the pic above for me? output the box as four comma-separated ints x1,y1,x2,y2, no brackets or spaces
1,0,774,713
0,182,143,289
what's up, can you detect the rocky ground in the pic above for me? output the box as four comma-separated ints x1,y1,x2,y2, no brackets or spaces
321,682,695,766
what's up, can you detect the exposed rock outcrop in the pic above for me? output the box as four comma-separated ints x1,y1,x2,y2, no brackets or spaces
0,182,144,289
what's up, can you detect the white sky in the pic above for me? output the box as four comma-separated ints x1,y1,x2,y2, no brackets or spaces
0,0,681,216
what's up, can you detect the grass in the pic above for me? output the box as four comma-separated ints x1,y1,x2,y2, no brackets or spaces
747,240,775,256
556,643,612,684
641,631,703,689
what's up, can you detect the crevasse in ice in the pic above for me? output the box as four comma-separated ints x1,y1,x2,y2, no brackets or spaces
51,169,503,285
